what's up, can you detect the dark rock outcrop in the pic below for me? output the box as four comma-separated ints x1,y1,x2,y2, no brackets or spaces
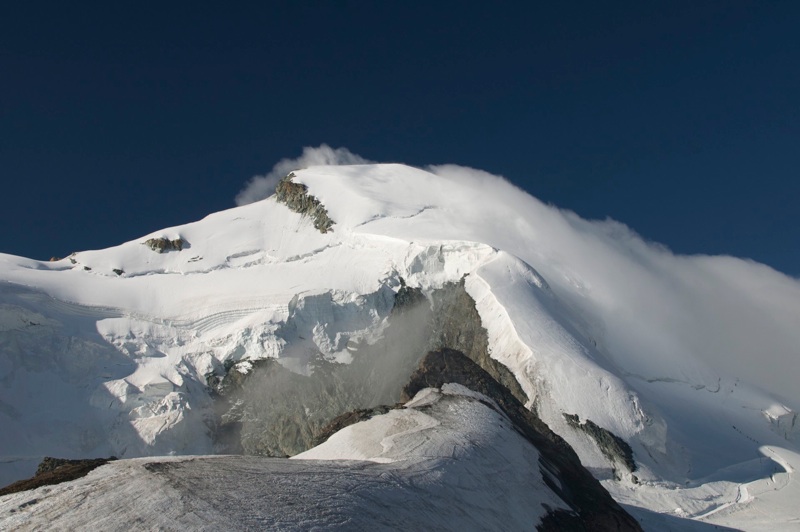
403,349,642,532
275,173,335,233
428,277,528,404
564,413,637,474
392,277,427,313
0,457,116,497
143,237,185,253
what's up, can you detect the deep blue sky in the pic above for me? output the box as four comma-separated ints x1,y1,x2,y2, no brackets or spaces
2,2,798,275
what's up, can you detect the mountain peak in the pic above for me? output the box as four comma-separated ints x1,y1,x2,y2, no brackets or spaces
1,161,799,529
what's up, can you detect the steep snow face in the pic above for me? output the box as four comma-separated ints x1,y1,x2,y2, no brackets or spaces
297,384,571,525
296,384,514,464
1,162,799,528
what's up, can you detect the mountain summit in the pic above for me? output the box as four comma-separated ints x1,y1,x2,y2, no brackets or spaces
1,163,799,529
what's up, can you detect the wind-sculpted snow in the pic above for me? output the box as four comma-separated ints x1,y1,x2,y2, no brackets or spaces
1,160,799,529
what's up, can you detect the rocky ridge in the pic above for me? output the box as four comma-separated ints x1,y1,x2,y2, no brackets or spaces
402,349,642,531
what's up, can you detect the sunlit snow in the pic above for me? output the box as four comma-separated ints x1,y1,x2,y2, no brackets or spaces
1,159,799,529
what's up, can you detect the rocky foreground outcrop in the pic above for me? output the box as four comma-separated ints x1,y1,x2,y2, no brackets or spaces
0,458,115,497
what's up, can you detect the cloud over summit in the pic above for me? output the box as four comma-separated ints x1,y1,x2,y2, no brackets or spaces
235,145,372,206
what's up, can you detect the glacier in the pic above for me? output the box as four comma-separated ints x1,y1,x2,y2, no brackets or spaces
1,162,799,530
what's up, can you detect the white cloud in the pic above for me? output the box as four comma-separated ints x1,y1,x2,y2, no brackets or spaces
424,163,800,408
235,145,372,205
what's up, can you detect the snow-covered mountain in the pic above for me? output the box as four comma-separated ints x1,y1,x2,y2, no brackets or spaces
1,162,799,530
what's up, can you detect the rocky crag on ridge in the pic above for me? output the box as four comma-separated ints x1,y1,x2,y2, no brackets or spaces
275,172,335,233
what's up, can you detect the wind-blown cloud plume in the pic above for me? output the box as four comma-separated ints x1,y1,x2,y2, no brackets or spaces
238,149,800,407
425,163,800,408
235,145,372,205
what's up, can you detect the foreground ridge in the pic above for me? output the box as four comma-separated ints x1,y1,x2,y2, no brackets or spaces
0,349,641,531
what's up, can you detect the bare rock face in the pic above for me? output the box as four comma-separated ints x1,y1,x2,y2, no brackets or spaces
564,413,637,475
211,358,376,457
0,457,115,497
143,237,185,253
427,277,528,404
275,173,335,233
403,349,642,532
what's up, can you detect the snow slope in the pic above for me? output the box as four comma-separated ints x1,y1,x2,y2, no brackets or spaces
0,386,570,531
2,162,800,529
